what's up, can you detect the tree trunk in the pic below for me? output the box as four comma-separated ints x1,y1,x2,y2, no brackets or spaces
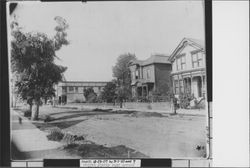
31,100,40,120
29,104,32,112
120,99,123,108
52,97,56,107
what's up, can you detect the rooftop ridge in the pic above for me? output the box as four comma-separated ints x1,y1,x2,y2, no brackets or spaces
60,81,109,83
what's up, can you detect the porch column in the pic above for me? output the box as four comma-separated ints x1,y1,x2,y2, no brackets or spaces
202,75,206,97
146,85,149,99
182,76,185,94
190,73,193,95
201,74,204,97
141,86,144,98
172,76,175,94
178,75,180,95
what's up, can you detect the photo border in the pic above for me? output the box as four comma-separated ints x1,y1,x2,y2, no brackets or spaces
0,0,213,167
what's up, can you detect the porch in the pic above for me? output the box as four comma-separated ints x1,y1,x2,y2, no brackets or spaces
173,71,206,99
132,83,154,100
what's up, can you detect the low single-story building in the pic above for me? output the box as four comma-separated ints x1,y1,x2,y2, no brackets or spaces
54,81,108,104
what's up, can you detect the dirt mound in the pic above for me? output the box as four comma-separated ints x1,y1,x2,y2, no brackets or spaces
128,111,163,118
92,108,112,112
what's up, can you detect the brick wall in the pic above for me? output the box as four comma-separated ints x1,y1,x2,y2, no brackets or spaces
154,63,172,94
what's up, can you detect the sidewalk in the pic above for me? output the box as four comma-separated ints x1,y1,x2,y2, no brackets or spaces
11,110,63,159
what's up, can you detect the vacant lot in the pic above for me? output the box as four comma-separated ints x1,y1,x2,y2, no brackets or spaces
16,105,207,158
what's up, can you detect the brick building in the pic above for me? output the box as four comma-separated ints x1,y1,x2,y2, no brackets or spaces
129,54,172,100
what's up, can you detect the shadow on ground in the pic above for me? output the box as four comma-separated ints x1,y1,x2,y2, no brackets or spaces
11,141,28,160
49,111,117,121
64,143,149,158
33,119,85,130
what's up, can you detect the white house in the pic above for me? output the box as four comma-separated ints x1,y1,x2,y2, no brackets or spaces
169,38,206,99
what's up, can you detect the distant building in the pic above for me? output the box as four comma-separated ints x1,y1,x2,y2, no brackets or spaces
169,38,206,99
55,81,108,104
129,54,172,100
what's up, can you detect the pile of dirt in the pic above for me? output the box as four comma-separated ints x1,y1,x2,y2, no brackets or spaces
64,143,149,158
128,111,163,118
55,106,78,110
92,108,113,112
111,110,136,114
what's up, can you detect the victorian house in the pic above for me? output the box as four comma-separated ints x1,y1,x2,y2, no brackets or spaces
169,38,206,99
129,54,172,100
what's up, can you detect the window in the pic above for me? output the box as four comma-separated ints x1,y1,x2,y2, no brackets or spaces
176,55,186,70
192,52,203,68
176,58,181,70
62,86,67,93
179,80,184,93
146,69,150,79
132,72,135,80
69,86,74,92
181,56,186,70
174,80,179,94
135,70,139,79
75,87,78,92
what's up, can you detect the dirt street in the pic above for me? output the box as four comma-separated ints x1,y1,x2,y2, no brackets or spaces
33,105,207,158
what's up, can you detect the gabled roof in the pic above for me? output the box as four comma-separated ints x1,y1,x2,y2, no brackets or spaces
129,54,171,67
187,38,205,48
60,81,108,84
169,37,205,61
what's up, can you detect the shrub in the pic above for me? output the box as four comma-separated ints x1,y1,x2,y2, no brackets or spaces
150,91,171,102
74,99,83,103
62,133,76,145
62,133,85,145
44,115,54,122
23,110,31,117
47,128,65,141
179,93,194,109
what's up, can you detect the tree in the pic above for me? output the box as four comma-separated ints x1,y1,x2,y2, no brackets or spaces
83,87,97,103
100,81,117,103
11,16,69,120
112,53,136,107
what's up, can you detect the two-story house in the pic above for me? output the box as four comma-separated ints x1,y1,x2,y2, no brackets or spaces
129,54,172,100
169,38,206,99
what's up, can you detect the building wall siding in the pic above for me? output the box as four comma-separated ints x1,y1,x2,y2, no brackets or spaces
142,64,155,83
55,81,107,103
154,63,172,95
172,45,205,74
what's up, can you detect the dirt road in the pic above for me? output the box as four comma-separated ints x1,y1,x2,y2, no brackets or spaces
14,105,207,158
29,105,207,158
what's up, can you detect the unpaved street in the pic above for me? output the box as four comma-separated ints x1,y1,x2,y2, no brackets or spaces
33,105,207,158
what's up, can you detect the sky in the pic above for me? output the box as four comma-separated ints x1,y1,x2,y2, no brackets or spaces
9,1,205,82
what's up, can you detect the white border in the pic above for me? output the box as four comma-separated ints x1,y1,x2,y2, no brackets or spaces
213,1,249,167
